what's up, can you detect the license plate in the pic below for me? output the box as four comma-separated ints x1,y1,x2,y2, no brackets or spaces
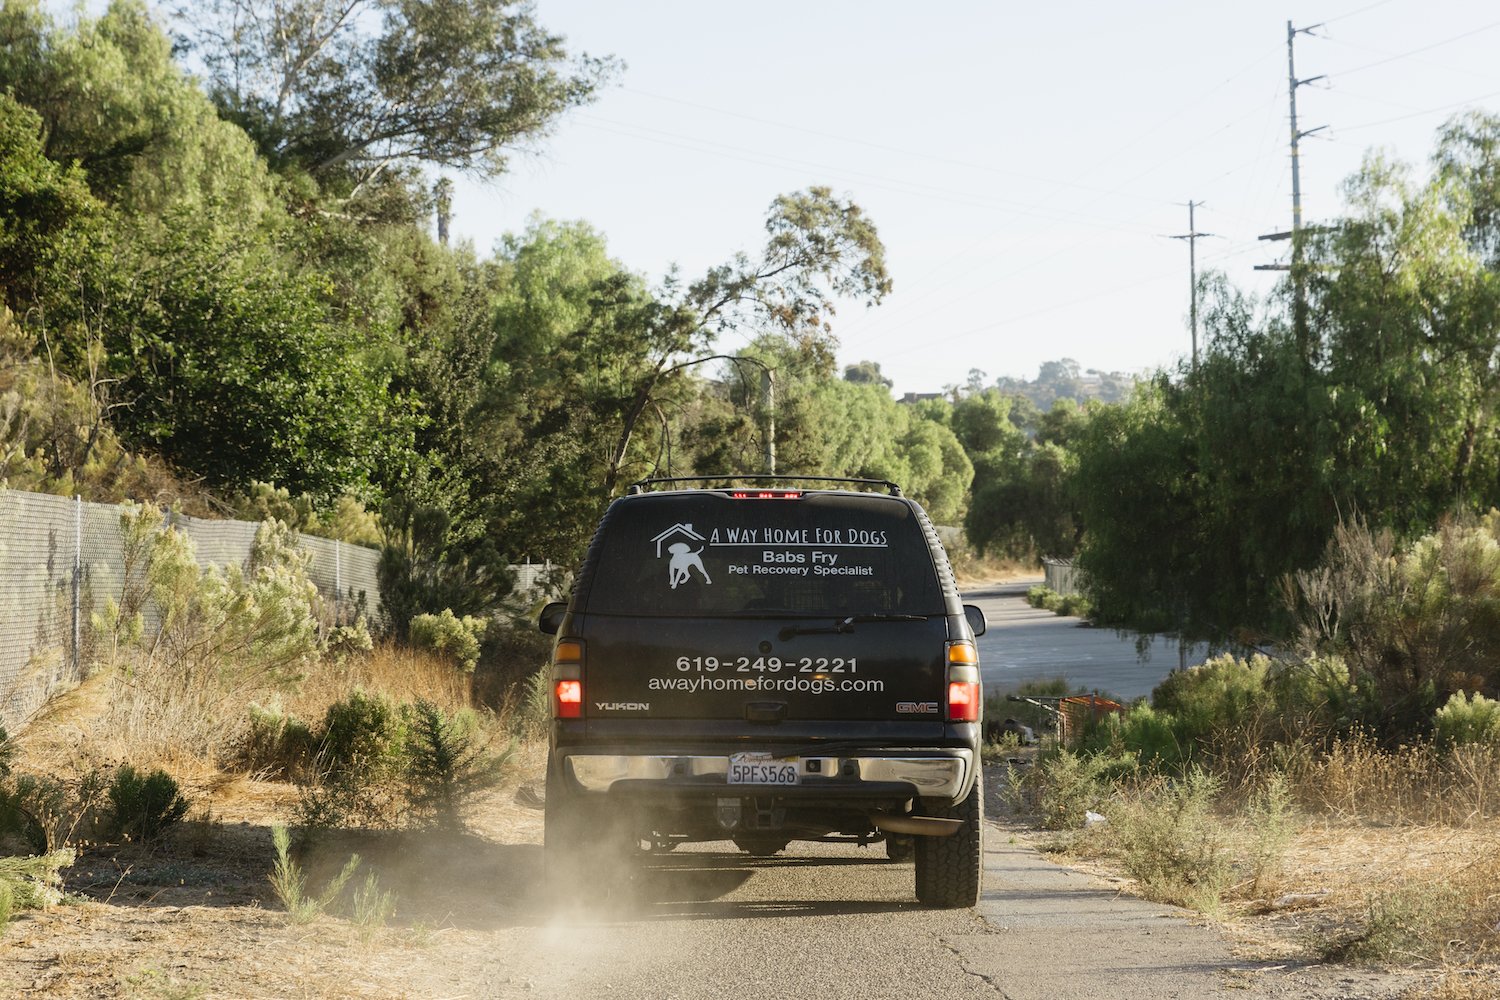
728,753,800,786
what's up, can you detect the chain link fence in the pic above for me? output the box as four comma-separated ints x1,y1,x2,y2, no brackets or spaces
0,489,383,729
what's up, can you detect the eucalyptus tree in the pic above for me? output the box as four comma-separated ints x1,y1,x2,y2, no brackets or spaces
174,0,617,196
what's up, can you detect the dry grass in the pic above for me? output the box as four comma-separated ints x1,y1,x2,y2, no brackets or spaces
286,642,475,723
1007,734,1500,994
1282,737,1500,826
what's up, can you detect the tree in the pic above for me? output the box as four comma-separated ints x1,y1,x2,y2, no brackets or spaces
176,0,617,194
102,214,395,498
843,359,892,388
0,0,278,219
600,186,891,494
0,93,102,312
1435,110,1500,269
1069,144,1500,642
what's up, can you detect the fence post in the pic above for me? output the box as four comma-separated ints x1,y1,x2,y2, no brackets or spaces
334,541,342,621
72,494,81,678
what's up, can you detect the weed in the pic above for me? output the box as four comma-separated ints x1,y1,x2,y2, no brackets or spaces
1009,748,1131,830
511,667,552,743
103,766,189,844
118,967,208,1000
351,870,397,941
1324,882,1468,964
0,849,76,912
268,824,360,923
1241,772,1296,899
1110,767,1233,914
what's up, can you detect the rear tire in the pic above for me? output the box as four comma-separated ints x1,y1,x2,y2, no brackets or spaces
544,758,635,898
914,773,983,908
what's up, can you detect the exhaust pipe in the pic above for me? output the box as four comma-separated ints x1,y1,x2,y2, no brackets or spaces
870,813,963,837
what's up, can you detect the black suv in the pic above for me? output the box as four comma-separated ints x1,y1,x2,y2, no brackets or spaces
538,477,986,907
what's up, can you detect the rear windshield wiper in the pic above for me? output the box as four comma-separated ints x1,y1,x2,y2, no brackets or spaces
778,613,927,641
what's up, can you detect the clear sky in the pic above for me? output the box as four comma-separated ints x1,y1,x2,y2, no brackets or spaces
446,1,1500,397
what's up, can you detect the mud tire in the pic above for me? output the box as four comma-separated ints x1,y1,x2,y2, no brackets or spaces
913,774,983,908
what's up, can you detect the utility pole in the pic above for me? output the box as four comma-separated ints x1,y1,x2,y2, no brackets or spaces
1258,21,1325,360
1169,201,1213,368
762,367,776,475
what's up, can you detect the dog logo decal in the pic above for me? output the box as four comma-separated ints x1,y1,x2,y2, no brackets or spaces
666,542,712,589
651,523,713,589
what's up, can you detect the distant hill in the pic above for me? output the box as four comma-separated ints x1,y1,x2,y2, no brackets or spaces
895,359,1137,410
992,359,1136,410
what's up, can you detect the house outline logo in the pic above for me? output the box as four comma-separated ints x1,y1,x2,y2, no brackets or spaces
651,523,706,558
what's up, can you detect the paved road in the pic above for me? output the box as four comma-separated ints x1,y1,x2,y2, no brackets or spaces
404,586,1382,1000
427,794,1350,1000
965,580,1209,702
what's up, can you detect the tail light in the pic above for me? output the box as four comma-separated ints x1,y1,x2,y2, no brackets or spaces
946,640,981,722
553,639,584,719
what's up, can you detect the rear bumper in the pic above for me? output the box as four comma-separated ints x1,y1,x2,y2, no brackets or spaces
561,749,973,801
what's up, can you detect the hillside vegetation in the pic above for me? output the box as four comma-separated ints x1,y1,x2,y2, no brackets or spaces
1,2,1500,993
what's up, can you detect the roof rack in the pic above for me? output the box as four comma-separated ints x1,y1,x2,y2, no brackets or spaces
627,475,903,497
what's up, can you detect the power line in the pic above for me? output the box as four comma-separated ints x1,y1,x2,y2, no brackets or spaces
1324,17,1500,79
1321,0,1400,26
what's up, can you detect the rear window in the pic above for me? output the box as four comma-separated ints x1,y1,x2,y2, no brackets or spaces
581,491,944,617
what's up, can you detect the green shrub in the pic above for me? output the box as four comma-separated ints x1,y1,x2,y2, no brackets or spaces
1292,515,1500,739
0,724,12,780
1009,748,1134,829
409,609,489,672
1056,593,1092,618
295,691,407,830
1265,654,1358,739
318,690,405,776
104,766,189,844
1432,691,1500,750
402,700,510,832
324,618,375,664
1088,702,1189,769
0,779,52,855
1109,766,1232,913
0,849,75,913
1025,584,1054,609
239,703,316,777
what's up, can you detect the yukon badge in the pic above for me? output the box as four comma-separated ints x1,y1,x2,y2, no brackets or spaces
896,701,940,714
595,702,650,712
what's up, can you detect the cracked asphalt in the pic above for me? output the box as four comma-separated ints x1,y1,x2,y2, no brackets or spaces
426,813,1349,1000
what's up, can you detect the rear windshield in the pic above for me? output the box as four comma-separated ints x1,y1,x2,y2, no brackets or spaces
581,491,944,617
